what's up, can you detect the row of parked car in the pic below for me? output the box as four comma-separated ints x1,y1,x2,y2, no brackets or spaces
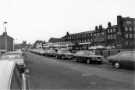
0,50,27,90
30,49,104,64
30,49,135,70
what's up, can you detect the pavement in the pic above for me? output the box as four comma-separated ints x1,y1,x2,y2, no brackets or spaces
24,52,135,90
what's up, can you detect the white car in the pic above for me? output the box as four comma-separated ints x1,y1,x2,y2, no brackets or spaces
0,60,26,90
0,51,25,66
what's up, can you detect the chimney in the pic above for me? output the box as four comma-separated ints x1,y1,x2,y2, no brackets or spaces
66,32,70,36
117,15,122,25
95,26,98,31
108,22,111,27
99,25,103,30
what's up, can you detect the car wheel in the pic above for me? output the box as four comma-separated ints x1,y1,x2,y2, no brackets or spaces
114,62,120,69
86,59,91,64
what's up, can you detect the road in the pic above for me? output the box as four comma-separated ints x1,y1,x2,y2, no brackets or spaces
24,52,135,90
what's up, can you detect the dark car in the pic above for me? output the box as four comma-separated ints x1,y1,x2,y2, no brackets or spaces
107,51,135,69
73,50,103,64
55,50,73,60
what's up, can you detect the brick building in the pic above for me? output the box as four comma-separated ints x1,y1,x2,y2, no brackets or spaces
0,32,14,51
48,15,135,50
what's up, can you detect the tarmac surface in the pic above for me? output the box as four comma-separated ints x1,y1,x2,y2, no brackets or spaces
24,52,135,90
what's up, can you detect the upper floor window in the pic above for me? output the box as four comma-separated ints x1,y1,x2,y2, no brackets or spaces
125,41,129,45
129,27,132,31
107,29,110,33
113,28,116,32
113,34,116,39
108,35,110,39
129,34,133,38
125,27,128,31
134,27,135,31
125,34,129,38
101,32,104,35
110,29,112,33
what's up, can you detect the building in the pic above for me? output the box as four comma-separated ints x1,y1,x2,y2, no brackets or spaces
14,41,32,50
0,32,14,51
48,15,135,50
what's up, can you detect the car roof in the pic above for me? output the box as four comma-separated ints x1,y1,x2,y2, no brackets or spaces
107,51,135,61
0,60,16,90
6,51,22,54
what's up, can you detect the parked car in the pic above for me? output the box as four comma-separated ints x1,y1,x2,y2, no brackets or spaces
46,49,57,57
55,50,73,60
107,51,135,69
0,60,26,90
73,50,104,64
0,51,26,71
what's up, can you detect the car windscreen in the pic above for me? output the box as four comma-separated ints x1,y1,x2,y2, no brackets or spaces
0,54,22,59
58,50,70,54
76,51,94,56
48,50,56,53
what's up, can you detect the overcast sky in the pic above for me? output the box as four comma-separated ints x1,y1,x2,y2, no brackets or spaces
0,0,134,43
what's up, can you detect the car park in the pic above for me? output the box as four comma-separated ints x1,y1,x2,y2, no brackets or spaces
0,60,26,90
107,51,135,69
73,50,104,64
55,50,73,60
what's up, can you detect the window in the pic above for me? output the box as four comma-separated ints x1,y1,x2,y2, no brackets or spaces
125,27,128,31
108,35,110,39
113,28,116,32
129,27,132,31
113,34,116,39
125,41,128,45
125,34,129,38
129,34,132,38
110,29,112,33
101,32,104,35
107,29,110,33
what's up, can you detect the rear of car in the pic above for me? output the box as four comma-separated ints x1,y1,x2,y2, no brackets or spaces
73,50,103,64
56,50,73,60
46,49,57,57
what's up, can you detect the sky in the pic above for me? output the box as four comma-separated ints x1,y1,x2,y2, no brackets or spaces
0,0,134,44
